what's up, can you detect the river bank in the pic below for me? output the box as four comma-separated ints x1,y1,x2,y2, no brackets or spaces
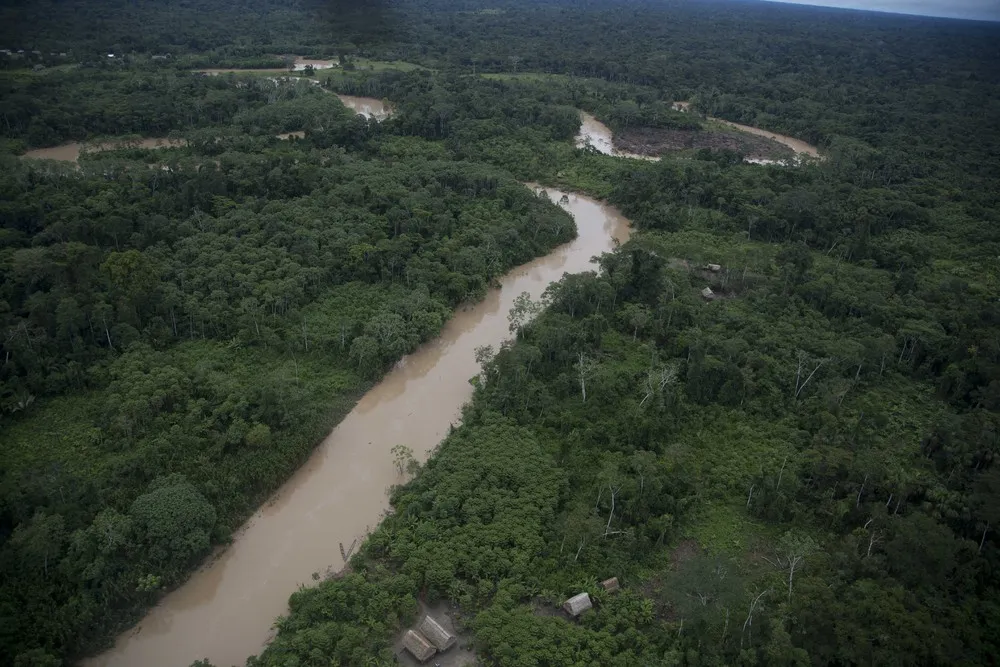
578,109,820,163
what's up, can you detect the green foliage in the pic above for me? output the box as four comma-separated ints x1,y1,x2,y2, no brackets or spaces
245,571,417,667
2,0,999,665
129,475,216,566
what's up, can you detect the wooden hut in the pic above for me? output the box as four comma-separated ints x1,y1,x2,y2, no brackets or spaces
418,615,457,651
402,629,436,663
563,592,593,617
601,577,620,593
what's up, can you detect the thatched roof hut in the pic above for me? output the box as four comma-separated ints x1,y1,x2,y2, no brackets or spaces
601,577,620,593
402,629,437,662
563,592,593,617
418,615,457,651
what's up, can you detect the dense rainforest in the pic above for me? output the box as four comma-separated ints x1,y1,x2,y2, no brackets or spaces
1,0,999,666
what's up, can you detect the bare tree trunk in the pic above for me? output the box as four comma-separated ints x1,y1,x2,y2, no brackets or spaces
796,358,827,398
787,557,801,602
867,529,881,557
577,352,591,402
604,485,616,536
741,589,768,649
102,317,114,351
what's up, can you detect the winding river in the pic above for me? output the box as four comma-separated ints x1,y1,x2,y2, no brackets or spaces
39,89,812,666
84,187,630,667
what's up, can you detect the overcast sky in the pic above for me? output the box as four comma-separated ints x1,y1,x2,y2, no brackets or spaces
762,0,1000,21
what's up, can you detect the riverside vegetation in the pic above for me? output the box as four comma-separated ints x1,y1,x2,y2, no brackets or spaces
1,1,999,665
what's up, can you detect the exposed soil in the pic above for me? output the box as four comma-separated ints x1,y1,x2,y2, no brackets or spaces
636,539,703,622
670,538,701,568
614,127,796,161
530,595,575,620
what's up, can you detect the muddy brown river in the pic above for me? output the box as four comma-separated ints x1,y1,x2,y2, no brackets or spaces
83,187,630,667
336,94,391,120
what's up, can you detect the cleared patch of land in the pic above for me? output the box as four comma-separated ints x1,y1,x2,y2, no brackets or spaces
614,126,796,160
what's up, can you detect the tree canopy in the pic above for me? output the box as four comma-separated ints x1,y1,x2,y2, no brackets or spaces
1,0,998,665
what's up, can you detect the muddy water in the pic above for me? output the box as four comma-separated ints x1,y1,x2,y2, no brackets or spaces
84,187,630,667
24,129,314,159
337,94,391,120
23,138,186,163
709,118,819,157
293,57,336,71
575,111,657,161
196,57,337,75
21,143,87,162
